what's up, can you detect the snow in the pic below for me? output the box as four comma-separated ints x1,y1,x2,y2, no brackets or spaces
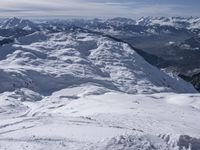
0,91,200,149
0,31,196,95
0,19,199,149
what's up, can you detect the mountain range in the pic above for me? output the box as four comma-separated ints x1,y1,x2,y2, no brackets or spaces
59,16,200,91
0,17,200,150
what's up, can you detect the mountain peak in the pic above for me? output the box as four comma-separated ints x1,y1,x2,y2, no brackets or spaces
0,17,37,30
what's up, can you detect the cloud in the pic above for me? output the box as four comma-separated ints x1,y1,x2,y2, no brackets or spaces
0,0,125,17
0,0,197,18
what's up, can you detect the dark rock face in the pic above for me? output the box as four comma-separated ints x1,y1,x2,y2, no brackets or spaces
179,73,200,92
190,73,200,91
178,135,200,150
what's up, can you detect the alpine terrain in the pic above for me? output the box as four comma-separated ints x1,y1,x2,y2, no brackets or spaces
0,17,200,150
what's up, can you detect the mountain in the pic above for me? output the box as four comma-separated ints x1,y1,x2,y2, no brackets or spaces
0,17,38,31
0,18,200,150
184,36,200,49
0,18,37,47
136,17,200,29
1,17,198,89
0,29,195,95
64,17,200,30
137,35,200,75
105,17,136,26
67,17,200,80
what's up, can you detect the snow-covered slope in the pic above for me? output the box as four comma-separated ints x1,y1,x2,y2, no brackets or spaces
0,31,196,95
0,20,200,149
0,91,200,150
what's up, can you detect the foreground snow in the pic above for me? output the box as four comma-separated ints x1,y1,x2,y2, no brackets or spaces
0,90,200,150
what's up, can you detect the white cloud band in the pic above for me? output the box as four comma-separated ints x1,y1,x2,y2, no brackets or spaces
0,0,195,18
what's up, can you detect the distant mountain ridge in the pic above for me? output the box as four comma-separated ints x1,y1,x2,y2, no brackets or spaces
0,17,39,31
63,16,200,29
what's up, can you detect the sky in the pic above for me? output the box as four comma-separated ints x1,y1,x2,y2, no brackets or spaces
0,0,199,18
